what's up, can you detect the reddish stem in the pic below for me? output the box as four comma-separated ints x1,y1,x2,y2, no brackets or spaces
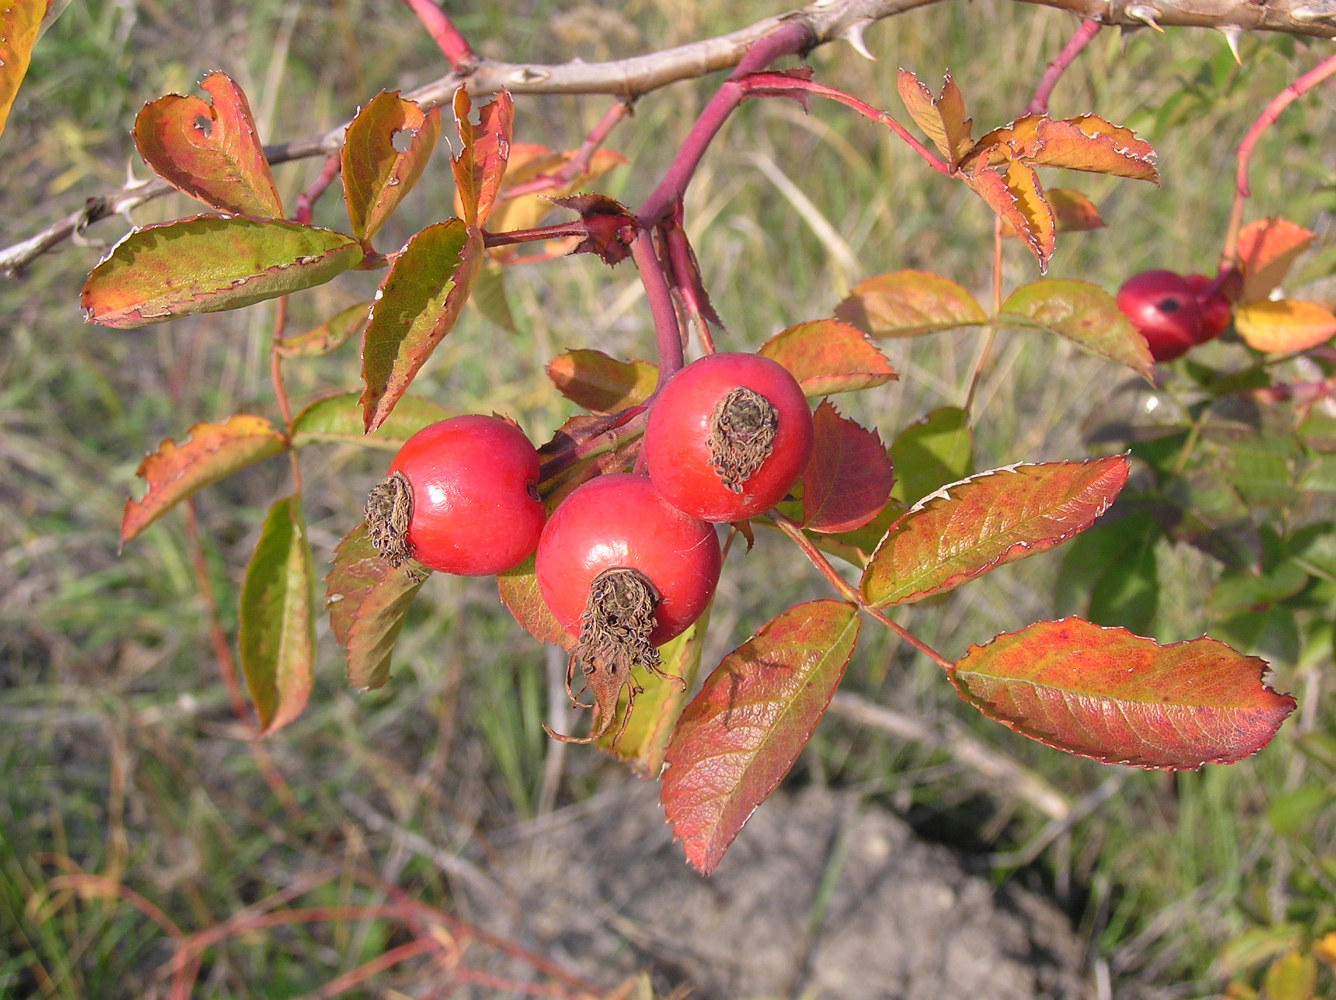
631,227,686,386
1223,50,1336,266
293,153,342,226
400,0,475,70
483,221,589,247
1027,18,1101,116
305,937,437,1000
637,19,816,226
665,215,716,353
500,98,634,200
735,73,951,175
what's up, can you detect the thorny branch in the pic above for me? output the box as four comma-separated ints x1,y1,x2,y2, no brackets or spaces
5,0,1336,276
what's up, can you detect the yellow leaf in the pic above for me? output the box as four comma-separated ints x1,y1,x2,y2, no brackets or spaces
0,0,44,144
1237,217,1316,303
1234,299,1336,353
896,69,973,167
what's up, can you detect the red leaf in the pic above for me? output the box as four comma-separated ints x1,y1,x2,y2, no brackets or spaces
82,216,363,329
661,601,860,874
0,0,43,145
951,619,1295,768
862,456,1128,607
896,70,973,168
835,270,986,338
326,522,429,691
121,414,288,544
758,319,897,396
360,218,484,431
133,72,282,217
999,279,1154,380
240,495,315,734
451,87,513,228
1237,217,1316,303
546,349,657,414
342,91,441,243
802,401,893,533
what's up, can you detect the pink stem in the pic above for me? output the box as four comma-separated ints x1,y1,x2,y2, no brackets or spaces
399,0,475,70
293,153,342,226
1027,19,1101,116
665,213,716,353
735,73,951,174
1223,50,1336,266
631,228,686,386
501,99,634,200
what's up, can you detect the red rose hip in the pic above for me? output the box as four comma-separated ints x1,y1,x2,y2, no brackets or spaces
644,352,814,522
1185,272,1232,343
364,415,545,576
1116,270,1203,362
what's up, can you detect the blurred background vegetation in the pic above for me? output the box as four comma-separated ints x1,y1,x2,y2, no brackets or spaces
2,0,1334,996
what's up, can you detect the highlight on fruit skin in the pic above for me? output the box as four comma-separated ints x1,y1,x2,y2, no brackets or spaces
644,351,814,522
1116,269,1203,362
364,414,546,577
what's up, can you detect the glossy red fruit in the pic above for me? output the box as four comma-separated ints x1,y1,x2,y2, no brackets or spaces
535,473,721,647
364,415,545,576
1185,273,1232,343
1116,270,1203,362
644,352,814,522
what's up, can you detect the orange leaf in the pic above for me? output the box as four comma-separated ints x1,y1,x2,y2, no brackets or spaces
545,349,657,414
758,319,897,395
952,619,1295,768
895,69,973,167
0,0,43,145
484,144,627,235
133,72,282,217
969,114,1156,183
835,270,986,338
965,165,1053,271
342,91,441,243
1237,217,1316,303
451,87,513,228
1234,299,1336,353
1001,187,1103,237
121,415,288,544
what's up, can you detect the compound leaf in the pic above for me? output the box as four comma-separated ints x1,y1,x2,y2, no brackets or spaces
662,600,860,874
240,495,316,734
835,270,986,339
360,218,483,431
82,216,362,329
863,456,1128,607
802,401,893,533
326,522,428,691
133,72,282,217
1000,279,1154,379
951,618,1295,768
758,319,897,396
342,90,440,242
121,414,288,544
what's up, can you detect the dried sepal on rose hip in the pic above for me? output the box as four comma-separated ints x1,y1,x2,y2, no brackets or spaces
644,352,814,522
364,414,546,576
534,473,721,744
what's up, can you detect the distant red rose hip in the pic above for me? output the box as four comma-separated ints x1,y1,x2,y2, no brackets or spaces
644,352,814,522
1116,270,1203,362
1185,272,1233,343
364,415,545,576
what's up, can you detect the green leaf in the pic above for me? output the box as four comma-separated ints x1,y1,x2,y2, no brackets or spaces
0,0,43,145
661,601,860,874
889,406,973,506
470,263,517,332
121,414,288,544
1263,951,1318,1000
240,495,316,734
359,218,483,431
326,522,428,691
757,319,897,396
862,456,1129,608
290,392,449,450
342,90,441,242
275,301,371,358
132,72,283,217
835,270,986,338
82,216,363,329
545,349,658,414
1055,508,1160,636
999,279,1154,380
951,619,1295,768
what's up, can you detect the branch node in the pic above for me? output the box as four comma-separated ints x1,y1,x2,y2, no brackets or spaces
1125,4,1164,31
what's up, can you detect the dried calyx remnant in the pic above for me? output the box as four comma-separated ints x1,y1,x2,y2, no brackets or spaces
364,471,413,567
708,387,778,492
547,566,682,746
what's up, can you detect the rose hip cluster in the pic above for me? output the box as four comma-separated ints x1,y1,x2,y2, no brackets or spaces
1115,269,1233,363
364,352,814,742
